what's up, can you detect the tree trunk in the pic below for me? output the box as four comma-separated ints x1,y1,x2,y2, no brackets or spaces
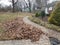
12,0,15,12
28,0,31,13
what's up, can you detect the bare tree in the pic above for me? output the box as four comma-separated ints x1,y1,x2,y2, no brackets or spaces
36,0,48,11
24,0,28,8
12,0,18,12
28,0,31,12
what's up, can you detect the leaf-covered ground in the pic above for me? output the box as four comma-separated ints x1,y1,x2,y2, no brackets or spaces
0,12,43,41
0,17,43,41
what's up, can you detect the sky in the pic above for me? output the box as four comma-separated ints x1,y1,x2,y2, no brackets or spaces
0,0,56,6
48,0,56,3
0,0,11,6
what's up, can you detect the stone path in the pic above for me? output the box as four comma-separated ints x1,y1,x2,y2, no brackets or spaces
23,16,48,35
0,34,51,45
24,16,60,41
48,29,60,40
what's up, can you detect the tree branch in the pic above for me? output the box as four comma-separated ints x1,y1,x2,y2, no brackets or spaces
14,0,18,5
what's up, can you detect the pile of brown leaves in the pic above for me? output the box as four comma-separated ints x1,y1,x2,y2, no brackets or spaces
2,17,44,42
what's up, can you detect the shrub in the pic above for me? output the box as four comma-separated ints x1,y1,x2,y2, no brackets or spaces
40,11,45,19
48,2,60,26
35,12,41,17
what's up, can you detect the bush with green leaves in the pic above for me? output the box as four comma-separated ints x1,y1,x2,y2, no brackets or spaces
35,11,46,18
35,12,41,17
40,11,45,19
48,2,60,26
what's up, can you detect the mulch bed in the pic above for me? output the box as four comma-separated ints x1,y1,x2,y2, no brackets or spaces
0,17,44,42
